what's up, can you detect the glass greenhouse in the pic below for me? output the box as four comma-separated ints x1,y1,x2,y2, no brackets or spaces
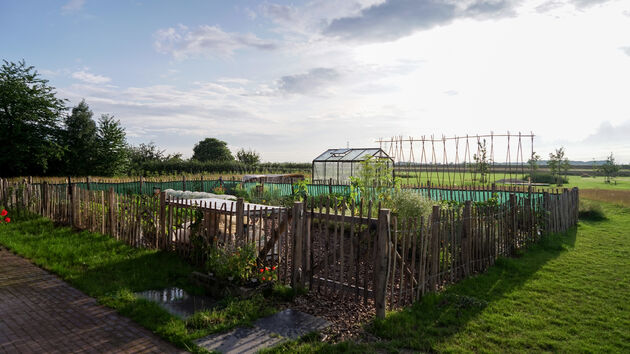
312,148,393,184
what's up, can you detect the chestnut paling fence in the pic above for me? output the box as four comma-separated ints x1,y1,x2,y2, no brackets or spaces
0,179,578,318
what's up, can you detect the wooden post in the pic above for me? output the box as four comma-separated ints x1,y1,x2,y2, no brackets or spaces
509,193,517,254
108,188,116,238
182,175,187,191
462,201,472,277
430,205,440,291
374,208,391,319
159,191,166,249
86,176,91,191
329,178,333,194
41,182,49,216
236,198,244,240
291,201,305,289
139,175,144,194
427,180,432,200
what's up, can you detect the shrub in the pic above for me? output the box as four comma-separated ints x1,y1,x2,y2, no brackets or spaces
578,200,606,221
524,173,568,185
385,189,433,220
205,243,257,284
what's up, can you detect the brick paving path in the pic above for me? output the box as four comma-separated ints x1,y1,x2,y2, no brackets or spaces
0,248,185,353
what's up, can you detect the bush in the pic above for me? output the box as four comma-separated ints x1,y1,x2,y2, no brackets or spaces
524,173,568,185
205,243,257,284
385,189,434,220
578,200,606,221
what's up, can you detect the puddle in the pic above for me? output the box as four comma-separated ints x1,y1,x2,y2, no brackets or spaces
135,287,217,318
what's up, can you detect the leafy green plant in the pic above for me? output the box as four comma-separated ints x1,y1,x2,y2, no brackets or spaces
349,156,399,204
205,243,258,284
292,178,310,201
384,189,433,220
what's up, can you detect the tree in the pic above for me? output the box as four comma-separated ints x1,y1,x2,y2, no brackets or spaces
597,153,619,183
95,114,128,176
472,139,490,183
63,100,98,175
128,142,167,165
192,138,233,162
236,148,260,165
548,147,569,186
0,60,66,176
528,152,541,172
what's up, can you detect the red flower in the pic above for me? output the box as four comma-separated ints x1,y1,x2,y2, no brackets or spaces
259,268,264,273
4,218,9,223
265,267,270,271
0,210,6,216
262,277,266,281
272,266,276,271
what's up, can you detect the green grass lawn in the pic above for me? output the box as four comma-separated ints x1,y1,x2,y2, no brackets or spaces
266,201,630,353
0,215,279,353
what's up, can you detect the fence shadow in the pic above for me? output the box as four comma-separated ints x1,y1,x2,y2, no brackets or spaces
370,227,578,351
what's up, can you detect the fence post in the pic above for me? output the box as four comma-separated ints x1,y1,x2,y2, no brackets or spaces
462,201,472,277
236,198,244,240
86,176,91,191
159,191,166,249
430,205,440,291
139,175,144,195
182,175,187,192
41,182,49,217
108,187,116,238
509,193,516,254
291,201,305,289
374,208,391,319
328,178,333,194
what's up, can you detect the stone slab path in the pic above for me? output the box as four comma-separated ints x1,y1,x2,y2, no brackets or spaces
195,309,331,354
0,248,185,353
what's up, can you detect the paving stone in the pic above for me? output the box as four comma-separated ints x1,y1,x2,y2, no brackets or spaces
195,327,285,354
195,309,331,353
0,249,185,353
253,308,331,339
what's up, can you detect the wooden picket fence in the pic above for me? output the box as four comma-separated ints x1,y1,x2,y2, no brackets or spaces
0,179,578,319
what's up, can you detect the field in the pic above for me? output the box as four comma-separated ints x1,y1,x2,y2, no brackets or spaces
264,201,630,352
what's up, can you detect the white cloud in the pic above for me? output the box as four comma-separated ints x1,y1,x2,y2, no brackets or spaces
61,0,85,13
71,70,111,84
154,24,276,59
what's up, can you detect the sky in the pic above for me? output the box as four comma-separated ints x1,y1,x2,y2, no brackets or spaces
2,0,630,163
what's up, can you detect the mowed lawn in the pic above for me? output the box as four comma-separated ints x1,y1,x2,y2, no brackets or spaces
267,201,630,353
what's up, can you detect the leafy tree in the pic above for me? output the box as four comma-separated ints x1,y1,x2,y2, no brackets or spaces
0,60,66,176
128,142,167,164
548,147,570,186
472,139,490,183
528,152,541,172
597,153,619,183
192,138,234,162
95,114,128,176
236,148,261,165
63,100,98,175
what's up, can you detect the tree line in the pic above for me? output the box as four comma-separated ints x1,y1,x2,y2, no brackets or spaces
0,59,307,177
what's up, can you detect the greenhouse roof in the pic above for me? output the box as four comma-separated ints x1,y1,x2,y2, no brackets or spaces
313,148,391,162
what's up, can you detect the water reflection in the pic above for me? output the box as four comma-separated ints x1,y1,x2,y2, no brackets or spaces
135,287,216,318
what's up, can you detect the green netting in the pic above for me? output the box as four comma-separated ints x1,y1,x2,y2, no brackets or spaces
39,179,544,208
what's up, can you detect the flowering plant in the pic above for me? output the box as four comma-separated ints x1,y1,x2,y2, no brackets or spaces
256,266,278,282
0,209,9,224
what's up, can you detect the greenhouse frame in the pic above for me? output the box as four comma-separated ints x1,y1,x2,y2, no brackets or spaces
312,148,394,184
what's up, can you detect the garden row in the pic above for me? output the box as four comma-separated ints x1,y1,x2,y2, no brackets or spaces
0,179,578,319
